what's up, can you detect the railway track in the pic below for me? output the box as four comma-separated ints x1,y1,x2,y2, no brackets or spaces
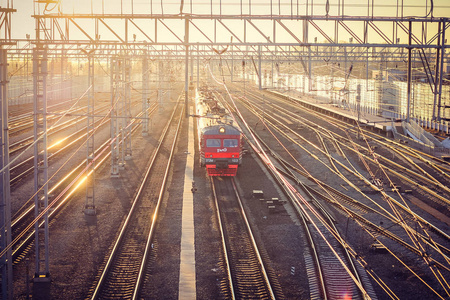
242,128,374,300
244,88,450,231
211,176,278,300
9,103,111,157
9,99,90,136
89,98,183,299
237,88,450,234
263,89,450,190
9,105,158,264
217,81,450,298
266,95,450,199
9,105,115,186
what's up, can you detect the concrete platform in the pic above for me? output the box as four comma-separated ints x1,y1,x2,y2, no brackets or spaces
270,90,395,134
178,108,196,299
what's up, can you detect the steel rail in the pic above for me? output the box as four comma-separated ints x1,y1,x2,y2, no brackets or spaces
8,97,78,125
8,106,157,262
210,177,236,300
132,99,184,300
265,89,450,185
273,157,450,269
9,98,143,185
90,98,181,299
10,110,109,186
211,176,277,300
257,131,450,292
253,89,450,206
236,87,450,267
240,102,447,298
223,97,329,299
244,89,450,240
10,104,110,157
231,178,276,300
258,102,450,255
9,100,92,135
248,125,371,300
268,95,450,197
10,105,155,231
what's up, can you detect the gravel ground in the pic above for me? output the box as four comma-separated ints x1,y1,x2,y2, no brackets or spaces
9,85,450,300
12,100,176,299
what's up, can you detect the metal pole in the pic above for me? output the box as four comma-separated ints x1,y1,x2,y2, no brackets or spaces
258,45,262,90
432,21,441,121
357,84,361,139
85,53,96,215
185,17,190,117
197,43,200,89
406,21,412,123
0,48,13,300
124,56,132,161
33,45,50,282
231,42,234,82
437,19,446,122
60,46,64,101
110,56,120,177
142,51,149,136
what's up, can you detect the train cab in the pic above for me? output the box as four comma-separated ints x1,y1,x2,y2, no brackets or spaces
200,124,242,176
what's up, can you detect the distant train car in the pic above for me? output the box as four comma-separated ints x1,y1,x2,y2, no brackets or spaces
195,87,243,176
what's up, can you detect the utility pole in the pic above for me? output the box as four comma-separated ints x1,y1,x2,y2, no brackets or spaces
185,17,190,117
406,21,412,123
357,84,361,139
110,56,120,177
142,50,149,136
0,47,13,300
85,50,96,215
33,44,51,282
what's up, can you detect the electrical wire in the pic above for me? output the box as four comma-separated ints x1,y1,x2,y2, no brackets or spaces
0,85,92,174
207,61,450,298
207,63,374,298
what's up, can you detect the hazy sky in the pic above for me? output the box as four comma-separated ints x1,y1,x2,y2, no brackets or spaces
4,0,450,43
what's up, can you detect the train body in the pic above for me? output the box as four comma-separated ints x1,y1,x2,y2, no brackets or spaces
195,87,243,176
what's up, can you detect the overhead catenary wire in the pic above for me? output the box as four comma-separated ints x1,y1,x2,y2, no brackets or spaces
0,90,145,261
208,60,450,298
0,85,92,174
206,63,374,299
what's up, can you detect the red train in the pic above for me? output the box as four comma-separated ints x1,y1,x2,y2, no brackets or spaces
195,87,243,176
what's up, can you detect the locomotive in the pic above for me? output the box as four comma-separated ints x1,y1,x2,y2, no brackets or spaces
195,87,243,176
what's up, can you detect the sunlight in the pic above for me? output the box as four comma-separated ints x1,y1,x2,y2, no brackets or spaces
48,137,68,150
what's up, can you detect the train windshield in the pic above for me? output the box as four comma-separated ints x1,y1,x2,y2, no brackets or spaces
223,139,238,147
206,139,221,147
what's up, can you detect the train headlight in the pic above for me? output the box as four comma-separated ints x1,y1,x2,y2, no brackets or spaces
219,127,225,134
206,158,214,163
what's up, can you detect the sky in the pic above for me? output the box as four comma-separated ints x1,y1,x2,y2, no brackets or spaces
3,0,450,44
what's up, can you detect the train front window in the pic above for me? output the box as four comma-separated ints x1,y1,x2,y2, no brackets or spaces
206,139,221,147
223,139,238,147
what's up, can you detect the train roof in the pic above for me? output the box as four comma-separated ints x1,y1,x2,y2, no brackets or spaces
201,124,241,136
196,87,242,135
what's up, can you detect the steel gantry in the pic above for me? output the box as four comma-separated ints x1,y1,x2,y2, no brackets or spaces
28,0,449,123
0,48,12,300
83,48,96,215
0,1,448,296
110,55,122,177
142,50,150,136
110,54,133,176
32,44,50,282
1,3,16,299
